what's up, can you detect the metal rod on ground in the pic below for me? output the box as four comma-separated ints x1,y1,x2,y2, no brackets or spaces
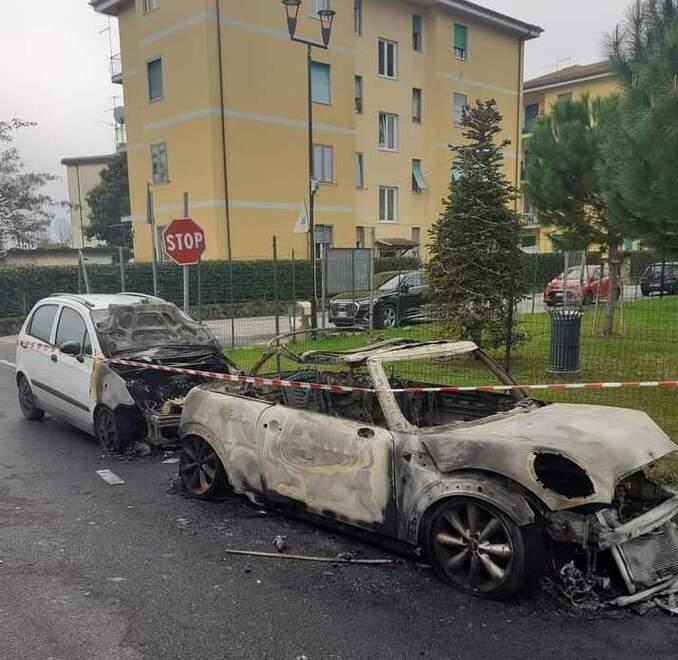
118,246,126,292
183,192,190,315
78,249,91,294
148,183,158,297
273,236,281,373
222,548,395,565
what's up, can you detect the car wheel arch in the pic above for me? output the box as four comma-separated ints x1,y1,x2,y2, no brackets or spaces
407,470,542,547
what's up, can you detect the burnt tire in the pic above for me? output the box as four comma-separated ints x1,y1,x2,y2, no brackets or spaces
424,497,541,600
17,375,44,422
94,406,131,454
180,435,225,500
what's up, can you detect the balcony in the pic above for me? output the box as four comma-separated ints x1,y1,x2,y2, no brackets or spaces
110,53,123,84
91,0,132,16
520,213,540,228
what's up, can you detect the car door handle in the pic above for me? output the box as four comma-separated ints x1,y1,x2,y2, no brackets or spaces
50,354,57,363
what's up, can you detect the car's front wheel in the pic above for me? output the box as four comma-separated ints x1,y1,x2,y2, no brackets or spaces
94,406,132,454
425,497,540,600
375,303,398,329
17,375,44,421
180,435,226,500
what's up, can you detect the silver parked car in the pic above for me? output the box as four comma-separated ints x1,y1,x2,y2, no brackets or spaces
179,334,678,600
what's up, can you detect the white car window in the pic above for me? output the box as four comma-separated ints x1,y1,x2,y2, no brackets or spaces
28,304,58,344
55,307,92,355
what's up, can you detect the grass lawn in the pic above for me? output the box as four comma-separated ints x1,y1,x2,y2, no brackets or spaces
224,295,678,481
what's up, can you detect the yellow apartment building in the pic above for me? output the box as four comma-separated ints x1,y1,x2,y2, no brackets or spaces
92,0,542,262
521,60,620,253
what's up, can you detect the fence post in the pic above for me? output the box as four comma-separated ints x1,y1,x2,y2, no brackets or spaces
531,252,538,315
320,245,327,329
291,249,296,332
78,249,91,294
118,246,126,292
273,236,281,373
369,247,375,331
197,261,202,322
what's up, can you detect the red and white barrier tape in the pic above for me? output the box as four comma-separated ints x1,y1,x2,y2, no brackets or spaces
17,339,678,394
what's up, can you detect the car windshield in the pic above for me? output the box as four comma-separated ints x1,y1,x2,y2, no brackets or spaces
379,274,408,291
91,303,218,356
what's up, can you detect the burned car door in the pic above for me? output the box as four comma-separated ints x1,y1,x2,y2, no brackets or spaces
255,405,397,534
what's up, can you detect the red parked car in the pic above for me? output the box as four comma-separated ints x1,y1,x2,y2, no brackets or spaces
544,265,610,306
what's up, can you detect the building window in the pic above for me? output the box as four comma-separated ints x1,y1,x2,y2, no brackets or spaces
558,92,573,105
151,142,169,184
412,159,427,193
412,88,422,123
310,0,330,18
379,186,398,222
378,38,398,79
453,93,467,126
142,0,160,13
147,58,163,101
354,75,363,113
378,112,398,151
312,144,333,183
310,61,331,104
453,23,468,61
412,15,422,51
355,152,364,189
354,0,362,35
411,227,421,257
315,224,333,256
521,234,537,253
356,226,366,248
524,103,539,133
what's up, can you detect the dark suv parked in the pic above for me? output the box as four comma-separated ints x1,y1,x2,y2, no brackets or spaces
329,270,429,329
641,263,678,296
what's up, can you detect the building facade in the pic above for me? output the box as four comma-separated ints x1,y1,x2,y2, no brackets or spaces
520,61,619,253
61,154,116,249
92,0,541,261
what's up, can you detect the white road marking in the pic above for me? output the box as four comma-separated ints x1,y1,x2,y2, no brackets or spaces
95,469,126,486
0,359,15,369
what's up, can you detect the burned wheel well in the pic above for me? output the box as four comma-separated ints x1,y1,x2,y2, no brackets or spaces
532,452,595,499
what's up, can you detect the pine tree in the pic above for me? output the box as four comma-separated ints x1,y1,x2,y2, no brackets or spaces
428,100,521,348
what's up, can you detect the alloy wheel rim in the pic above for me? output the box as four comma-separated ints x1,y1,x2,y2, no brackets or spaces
432,501,513,593
384,307,397,327
182,438,219,495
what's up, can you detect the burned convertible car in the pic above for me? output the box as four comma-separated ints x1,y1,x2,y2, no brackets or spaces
16,293,237,452
178,334,678,600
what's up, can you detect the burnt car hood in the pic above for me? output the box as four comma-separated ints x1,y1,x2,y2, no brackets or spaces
422,403,676,512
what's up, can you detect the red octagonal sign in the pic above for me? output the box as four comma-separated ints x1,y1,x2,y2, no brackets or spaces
163,217,206,266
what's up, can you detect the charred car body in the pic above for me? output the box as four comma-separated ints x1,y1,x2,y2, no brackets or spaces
16,293,237,452
179,332,678,601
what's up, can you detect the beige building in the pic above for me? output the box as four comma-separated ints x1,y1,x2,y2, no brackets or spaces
61,154,116,249
92,0,541,261
521,61,619,253
0,247,115,267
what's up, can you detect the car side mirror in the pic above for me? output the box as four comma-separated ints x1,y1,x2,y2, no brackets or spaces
399,282,410,293
59,340,82,357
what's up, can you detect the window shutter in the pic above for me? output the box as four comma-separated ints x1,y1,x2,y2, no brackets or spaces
454,24,467,50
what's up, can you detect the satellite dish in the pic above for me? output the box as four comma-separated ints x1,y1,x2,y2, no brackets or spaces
113,105,126,125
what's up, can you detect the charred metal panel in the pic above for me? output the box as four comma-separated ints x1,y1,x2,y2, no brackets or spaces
422,404,676,511
256,406,396,531
91,359,135,409
180,386,272,496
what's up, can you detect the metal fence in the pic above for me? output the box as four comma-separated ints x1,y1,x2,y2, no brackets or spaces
1,244,677,443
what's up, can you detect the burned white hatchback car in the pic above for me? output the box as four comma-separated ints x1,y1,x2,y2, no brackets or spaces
178,335,678,600
16,293,237,452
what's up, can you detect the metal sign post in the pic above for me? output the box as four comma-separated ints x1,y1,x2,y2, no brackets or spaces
183,193,190,315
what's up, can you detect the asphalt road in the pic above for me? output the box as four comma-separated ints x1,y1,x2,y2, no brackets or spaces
1,337,677,659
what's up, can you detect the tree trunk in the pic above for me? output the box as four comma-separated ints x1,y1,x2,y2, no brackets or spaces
602,240,622,336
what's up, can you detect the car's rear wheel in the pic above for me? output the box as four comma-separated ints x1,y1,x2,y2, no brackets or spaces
17,375,44,421
425,497,540,600
180,435,225,500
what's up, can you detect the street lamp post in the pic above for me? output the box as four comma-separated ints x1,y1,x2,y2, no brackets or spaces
282,0,336,329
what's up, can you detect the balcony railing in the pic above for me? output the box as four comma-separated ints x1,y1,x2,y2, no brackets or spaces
110,53,123,82
520,212,539,227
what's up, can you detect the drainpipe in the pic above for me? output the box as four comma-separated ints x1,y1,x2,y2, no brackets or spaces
215,0,236,346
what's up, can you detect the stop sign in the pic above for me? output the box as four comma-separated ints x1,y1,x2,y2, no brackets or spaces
163,218,206,266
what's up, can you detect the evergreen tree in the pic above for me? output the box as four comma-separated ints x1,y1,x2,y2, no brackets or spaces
524,96,626,336
605,0,678,252
85,152,131,247
428,100,521,348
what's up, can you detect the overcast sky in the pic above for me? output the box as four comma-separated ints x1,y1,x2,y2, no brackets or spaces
0,0,630,230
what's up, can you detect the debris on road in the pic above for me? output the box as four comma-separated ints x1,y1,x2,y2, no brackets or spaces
223,548,395,565
161,456,180,464
95,469,126,486
272,535,288,552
